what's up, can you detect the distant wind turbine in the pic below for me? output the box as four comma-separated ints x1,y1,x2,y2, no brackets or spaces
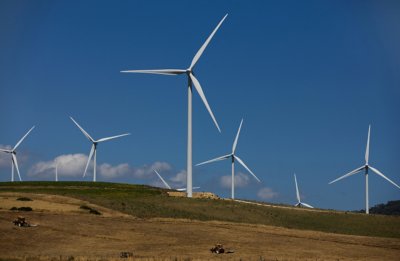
0,126,35,182
196,119,261,199
153,170,200,191
70,117,130,182
294,174,313,208
121,14,228,197
329,125,400,214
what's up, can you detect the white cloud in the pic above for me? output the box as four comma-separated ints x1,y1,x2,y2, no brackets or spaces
132,161,171,179
98,163,130,178
28,154,173,182
257,187,278,200
220,172,250,188
28,153,89,178
170,170,186,187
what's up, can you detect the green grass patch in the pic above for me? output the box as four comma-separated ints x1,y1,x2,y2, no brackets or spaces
1,181,399,238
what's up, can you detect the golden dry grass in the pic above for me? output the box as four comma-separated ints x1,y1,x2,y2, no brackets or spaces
0,193,399,260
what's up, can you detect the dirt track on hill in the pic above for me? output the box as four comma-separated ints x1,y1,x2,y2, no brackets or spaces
0,193,399,260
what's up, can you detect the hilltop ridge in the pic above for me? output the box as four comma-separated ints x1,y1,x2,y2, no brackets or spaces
1,181,399,239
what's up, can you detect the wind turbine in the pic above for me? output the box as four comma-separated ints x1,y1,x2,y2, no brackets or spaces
121,14,228,197
196,119,261,199
70,117,130,182
329,125,400,214
294,174,313,208
153,170,200,191
0,126,35,182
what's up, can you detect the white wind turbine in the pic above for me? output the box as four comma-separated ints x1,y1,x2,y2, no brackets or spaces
70,117,130,182
153,170,200,191
121,14,228,197
329,125,400,214
294,174,313,208
0,126,35,182
196,119,261,199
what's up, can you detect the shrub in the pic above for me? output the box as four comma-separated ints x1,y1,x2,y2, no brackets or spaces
80,205,101,215
89,209,101,215
79,205,91,210
10,207,33,211
17,197,32,201
18,207,33,211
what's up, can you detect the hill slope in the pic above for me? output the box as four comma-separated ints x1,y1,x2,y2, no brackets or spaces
1,181,400,239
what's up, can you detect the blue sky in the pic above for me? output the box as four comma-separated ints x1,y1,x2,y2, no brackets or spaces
0,0,399,211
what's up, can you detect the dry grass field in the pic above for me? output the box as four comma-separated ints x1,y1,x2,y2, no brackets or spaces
1,192,400,261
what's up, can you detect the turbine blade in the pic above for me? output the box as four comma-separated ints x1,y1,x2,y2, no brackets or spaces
196,154,231,166
83,145,95,178
189,14,228,70
329,166,365,184
177,187,200,191
70,117,94,142
232,119,243,154
190,73,221,132
369,165,400,190
365,125,371,165
154,170,171,189
13,126,35,151
294,173,300,203
120,69,186,75
97,133,130,143
12,154,22,181
0,148,12,153
234,155,261,182
300,202,314,208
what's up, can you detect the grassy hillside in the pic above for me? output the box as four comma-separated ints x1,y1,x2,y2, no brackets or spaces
1,181,400,239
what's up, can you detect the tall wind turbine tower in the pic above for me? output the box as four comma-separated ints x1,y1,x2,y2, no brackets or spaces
55,160,58,182
121,14,228,197
329,125,400,214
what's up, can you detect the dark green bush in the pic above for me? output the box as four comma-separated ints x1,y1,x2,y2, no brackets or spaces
79,205,91,210
17,197,32,201
80,205,101,215
89,209,101,215
10,206,33,211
